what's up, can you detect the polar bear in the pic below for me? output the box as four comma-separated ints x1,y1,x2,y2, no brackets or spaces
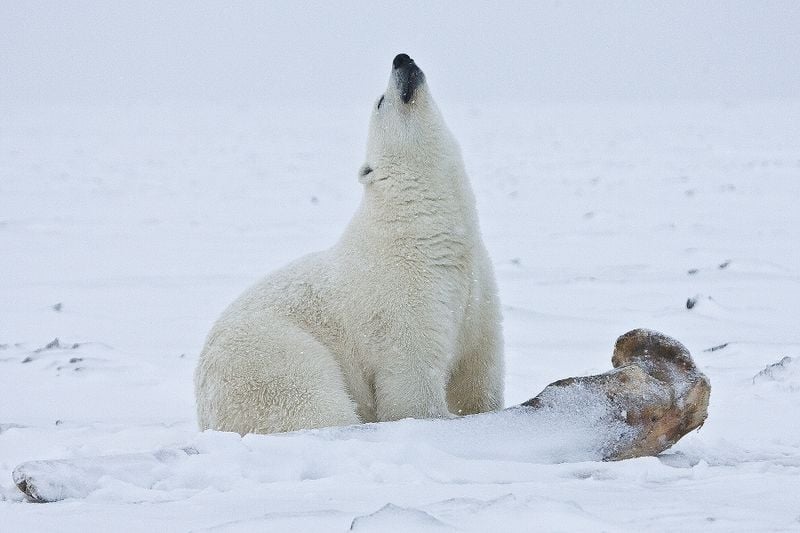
195,54,503,435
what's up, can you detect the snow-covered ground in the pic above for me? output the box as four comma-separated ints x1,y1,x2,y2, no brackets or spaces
1,98,798,531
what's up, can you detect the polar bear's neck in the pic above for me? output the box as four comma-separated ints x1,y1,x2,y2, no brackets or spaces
369,163,474,222
338,160,479,267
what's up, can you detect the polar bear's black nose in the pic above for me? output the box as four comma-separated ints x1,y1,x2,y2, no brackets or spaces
393,54,414,70
392,53,425,103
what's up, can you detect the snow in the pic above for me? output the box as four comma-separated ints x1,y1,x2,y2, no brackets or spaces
6,399,635,505
2,98,798,531
2,3,800,530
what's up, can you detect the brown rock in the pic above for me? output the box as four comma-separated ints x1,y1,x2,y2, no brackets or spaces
523,328,710,460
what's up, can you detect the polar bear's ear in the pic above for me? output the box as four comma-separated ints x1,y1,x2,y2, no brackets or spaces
358,164,375,184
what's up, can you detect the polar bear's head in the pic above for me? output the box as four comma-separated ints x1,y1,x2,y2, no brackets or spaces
359,54,462,185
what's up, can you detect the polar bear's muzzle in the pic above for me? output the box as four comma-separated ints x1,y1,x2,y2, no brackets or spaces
393,53,425,104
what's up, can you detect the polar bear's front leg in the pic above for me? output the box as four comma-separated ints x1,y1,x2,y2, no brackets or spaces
372,345,454,421
446,312,504,416
444,270,505,416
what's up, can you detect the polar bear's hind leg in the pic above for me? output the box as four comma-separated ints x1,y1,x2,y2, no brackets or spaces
195,316,360,435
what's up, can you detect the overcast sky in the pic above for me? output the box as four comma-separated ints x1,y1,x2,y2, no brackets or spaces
2,1,799,105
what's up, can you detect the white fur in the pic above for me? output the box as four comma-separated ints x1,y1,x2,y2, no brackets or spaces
195,59,504,434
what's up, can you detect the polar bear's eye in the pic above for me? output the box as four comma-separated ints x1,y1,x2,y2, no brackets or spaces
360,165,373,177
376,95,385,110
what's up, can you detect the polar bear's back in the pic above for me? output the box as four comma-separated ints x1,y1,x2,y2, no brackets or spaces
210,251,330,331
